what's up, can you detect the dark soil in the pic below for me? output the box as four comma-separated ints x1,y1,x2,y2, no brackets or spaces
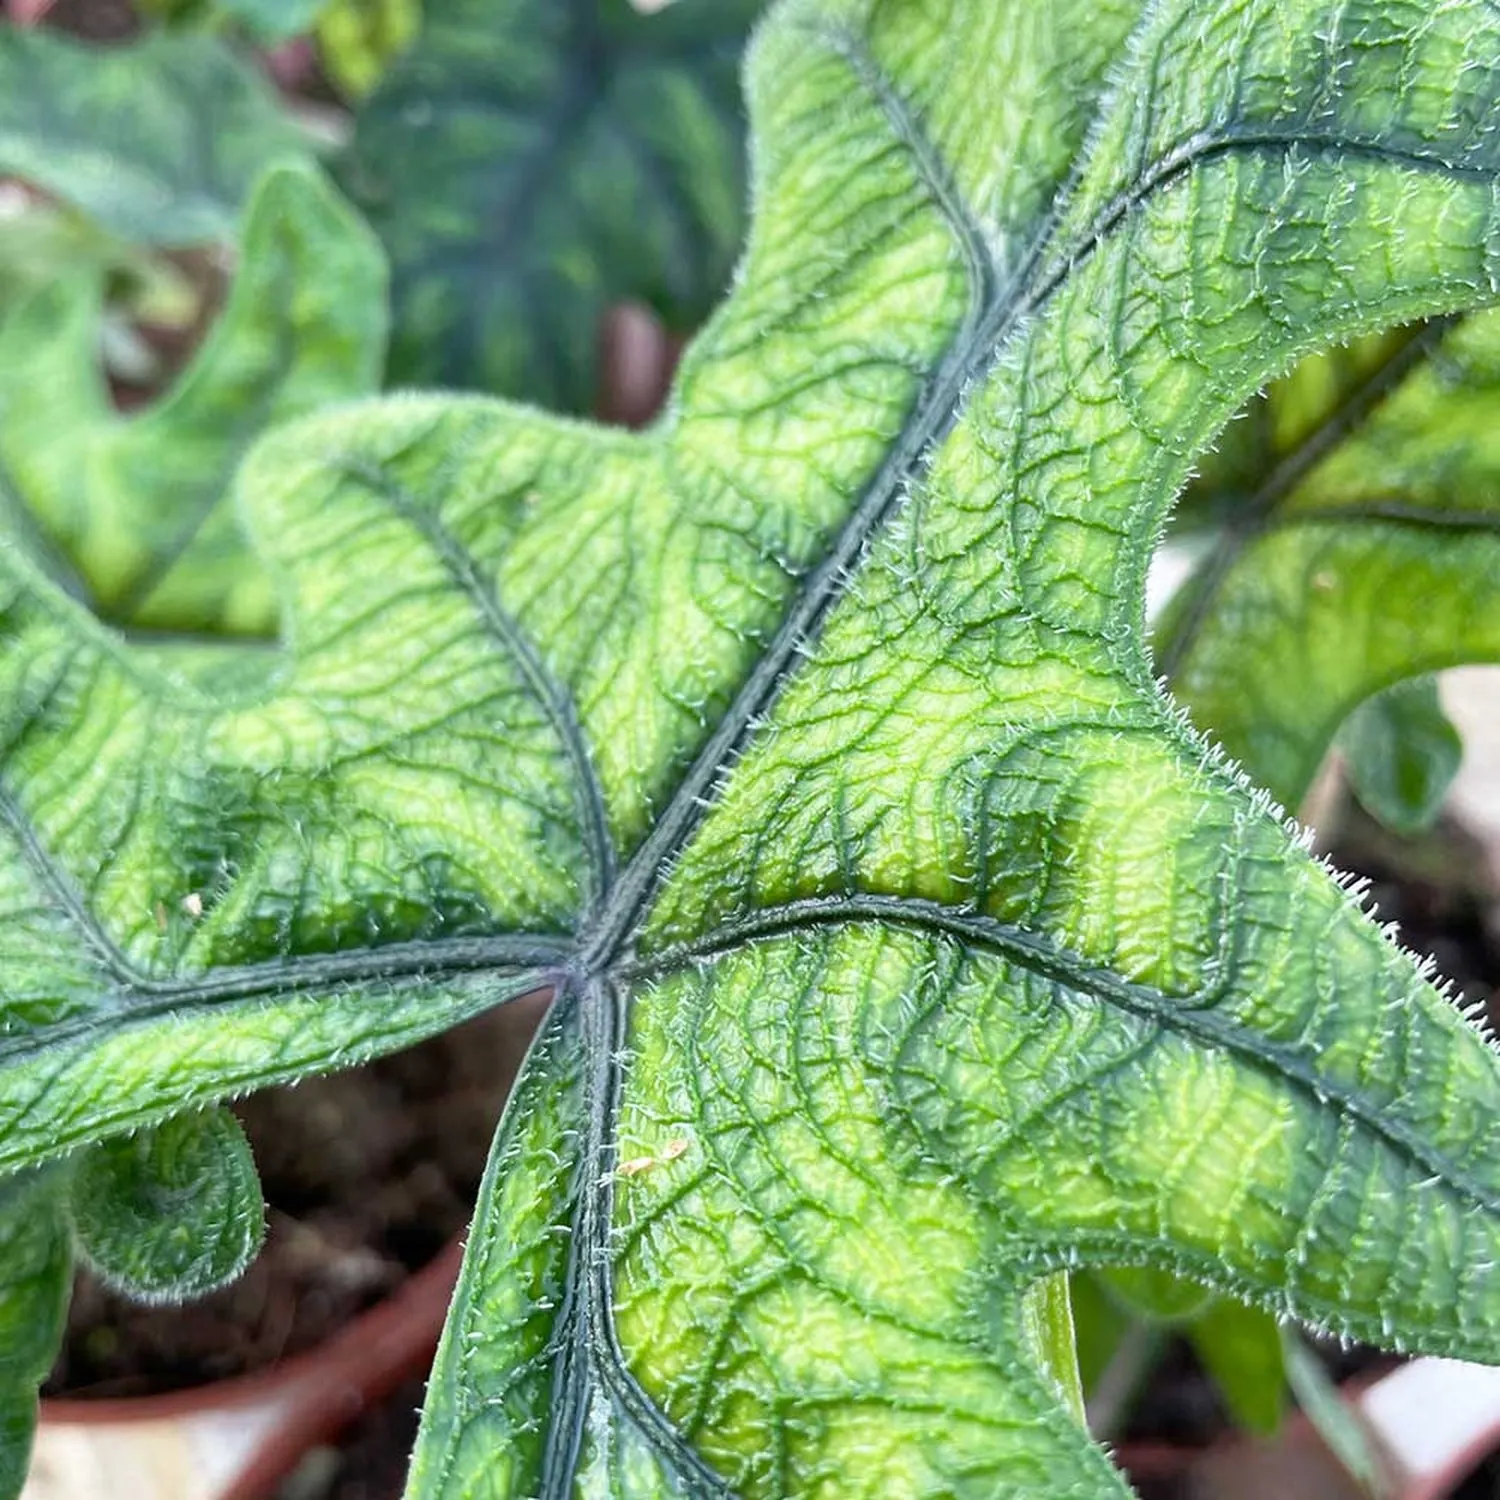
44,996,547,1399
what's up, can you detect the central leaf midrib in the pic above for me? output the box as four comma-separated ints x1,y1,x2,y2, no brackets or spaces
536,973,739,1499
579,24,1000,969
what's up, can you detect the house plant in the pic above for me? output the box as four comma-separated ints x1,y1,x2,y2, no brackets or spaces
4,1,1500,1498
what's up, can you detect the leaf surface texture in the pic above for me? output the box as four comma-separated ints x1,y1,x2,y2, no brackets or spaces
1,2,1499,1496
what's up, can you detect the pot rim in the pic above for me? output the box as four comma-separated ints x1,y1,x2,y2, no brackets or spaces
36,1235,463,1500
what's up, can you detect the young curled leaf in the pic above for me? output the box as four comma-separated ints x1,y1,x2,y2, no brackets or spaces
68,1108,265,1304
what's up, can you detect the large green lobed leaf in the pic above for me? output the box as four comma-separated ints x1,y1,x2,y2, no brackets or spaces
2,1,1500,1497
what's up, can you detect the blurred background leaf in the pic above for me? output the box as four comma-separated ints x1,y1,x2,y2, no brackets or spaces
1340,676,1463,837
0,162,386,633
0,25,313,245
340,0,757,409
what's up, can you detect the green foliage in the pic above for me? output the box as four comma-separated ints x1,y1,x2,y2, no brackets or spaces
318,0,421,98
340,0,757,408
1159,310,1500,811
1190,1300,1286,1438
0,1176,70,1500
134,0,423,105
0,204,190,324
1096,1266,1215,1324
1078,1270,1286,1439
0,26,312,247
1283,1331,1389,1495
2,1,1500,1497
68,1109,264,1302
1341,675,1463,835
0,162,387,634
136,0,328,41
204,0,328,40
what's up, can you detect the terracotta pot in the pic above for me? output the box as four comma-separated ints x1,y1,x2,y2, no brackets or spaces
24,1238,462,1500
1118,1357,1500,1500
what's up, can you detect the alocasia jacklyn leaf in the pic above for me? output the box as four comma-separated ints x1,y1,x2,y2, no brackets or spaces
0,25,312,248
0,161,386,634
340,0,757,408
4,2,1500,1498
1158,310,1500,811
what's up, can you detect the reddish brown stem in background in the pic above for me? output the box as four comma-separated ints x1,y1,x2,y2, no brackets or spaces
598,303,685,429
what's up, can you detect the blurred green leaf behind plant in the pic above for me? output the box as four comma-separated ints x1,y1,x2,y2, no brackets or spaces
340,0,758,408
